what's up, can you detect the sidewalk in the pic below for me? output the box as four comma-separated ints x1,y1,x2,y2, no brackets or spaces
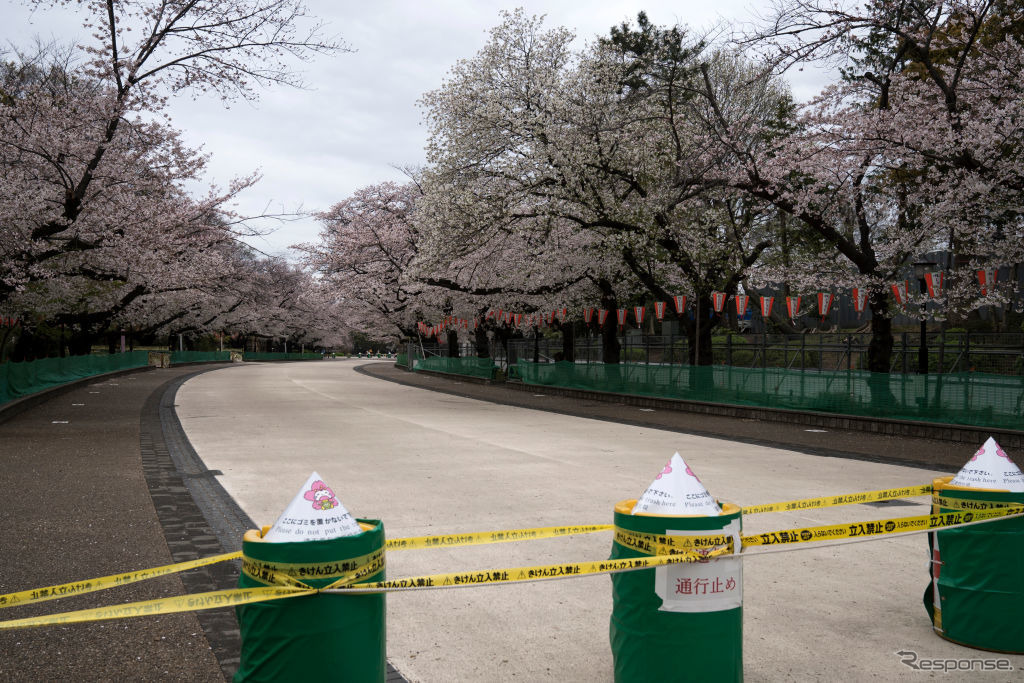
0,365,234,682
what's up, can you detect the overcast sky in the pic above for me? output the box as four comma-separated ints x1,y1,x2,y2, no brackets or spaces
3,1,831,260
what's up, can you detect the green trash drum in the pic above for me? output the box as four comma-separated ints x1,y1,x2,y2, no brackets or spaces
924,477,1024,653
235,520,387,682
610,499,743,682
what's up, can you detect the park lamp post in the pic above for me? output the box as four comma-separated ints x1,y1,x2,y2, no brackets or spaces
913,260,937,374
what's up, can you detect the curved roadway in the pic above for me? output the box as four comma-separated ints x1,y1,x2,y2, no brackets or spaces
176,360,1024,682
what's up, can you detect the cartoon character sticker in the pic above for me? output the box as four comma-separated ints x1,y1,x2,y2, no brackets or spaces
304,480,338,510
656,460,673,480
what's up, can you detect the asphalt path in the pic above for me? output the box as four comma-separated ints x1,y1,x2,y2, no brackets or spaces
176,360,1024,682
0,366,228,682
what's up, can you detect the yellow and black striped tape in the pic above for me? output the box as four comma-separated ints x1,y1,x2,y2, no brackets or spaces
0,551,242,610
0,586,309,631
741,484,933,515
338,546,734,592
741,505,1024,547
4,503,1024,629
241,548,386,586
613,528,733,556
930,495,1023,511
385,524,611,550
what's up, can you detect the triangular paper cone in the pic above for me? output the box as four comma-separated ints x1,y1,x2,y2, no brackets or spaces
633,453,721,516
950,438,1024,492
262,471,364,542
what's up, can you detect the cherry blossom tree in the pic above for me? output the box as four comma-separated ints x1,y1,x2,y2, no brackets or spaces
418,11,788,363
1,1,346,355
301,182,425,343
717,0,1024,372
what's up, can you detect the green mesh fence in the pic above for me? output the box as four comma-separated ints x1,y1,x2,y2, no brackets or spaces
415,356,498,380
243,352,322,361
395,353,409,368
0,351,149,405
516,361,1024,430
170,350,231,364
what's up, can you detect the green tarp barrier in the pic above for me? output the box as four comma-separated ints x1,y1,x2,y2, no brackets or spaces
924,480,1024,653
610,500,743,681
236,521,386,682
170,350,231,364
0,352,149,405
516,361,1024,431
414,356,497,380
244,352,321,361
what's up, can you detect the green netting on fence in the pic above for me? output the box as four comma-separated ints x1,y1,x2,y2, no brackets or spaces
0,351,149,405
415,356,498,380
170,350,231,364
395,353,409,368
516,361,1024,430
243,352,321,361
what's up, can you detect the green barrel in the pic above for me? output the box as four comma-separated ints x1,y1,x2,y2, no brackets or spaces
610,500,743,682
235,520,387,682
924,477,1024,653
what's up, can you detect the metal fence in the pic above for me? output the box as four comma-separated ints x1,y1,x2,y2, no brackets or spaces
406,331,1024,377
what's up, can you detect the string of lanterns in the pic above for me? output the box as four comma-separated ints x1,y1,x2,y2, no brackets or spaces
417,269,1010,338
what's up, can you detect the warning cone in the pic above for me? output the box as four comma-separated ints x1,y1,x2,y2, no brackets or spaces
949,437,1024,491
262,471,363,542
633,453,722,516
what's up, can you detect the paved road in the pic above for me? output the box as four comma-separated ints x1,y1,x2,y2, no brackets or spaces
177,360,1024,682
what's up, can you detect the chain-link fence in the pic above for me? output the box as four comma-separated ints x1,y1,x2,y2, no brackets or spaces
514,361,1024,430
498,331,1024,376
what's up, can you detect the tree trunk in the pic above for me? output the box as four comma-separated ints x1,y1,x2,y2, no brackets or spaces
866,291,893,373
866,290,896,409
446,329,459,357
599,281,620,364
686,295,718,366
561,322,575,362
473,324,490,358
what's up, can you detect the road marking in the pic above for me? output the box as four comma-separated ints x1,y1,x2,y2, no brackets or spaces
52,420,69,424
804,429,828,433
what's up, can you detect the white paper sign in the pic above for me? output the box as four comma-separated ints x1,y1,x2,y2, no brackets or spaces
950,437,1024,492
655,518,742,613
262,471,363,542
634,453,721,516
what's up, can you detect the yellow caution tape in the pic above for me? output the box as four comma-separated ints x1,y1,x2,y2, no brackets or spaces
338,546,734,592
0,551,242,610
931,495,1024,511
613,528,733,556
386,524,611,550
741,505,1024,547
0,586,310,631
5,505,1024,625
742,484,933,515
242,548,385,585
